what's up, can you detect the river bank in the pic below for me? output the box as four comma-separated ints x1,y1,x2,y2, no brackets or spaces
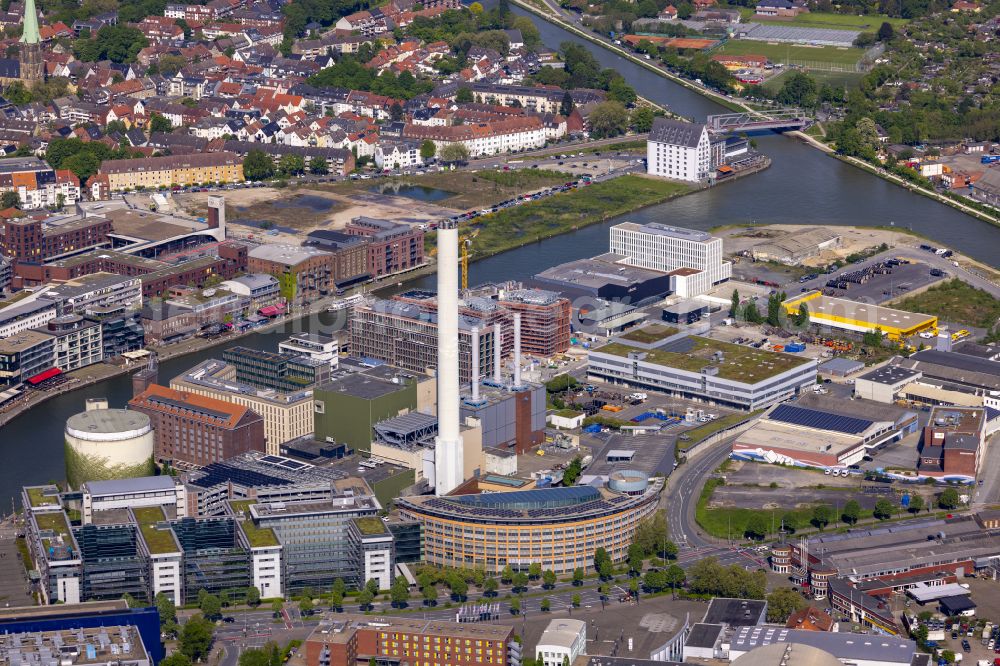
512,0,1000,229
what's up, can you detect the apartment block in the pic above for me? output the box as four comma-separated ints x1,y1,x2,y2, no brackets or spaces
0,157,81,210
88,152,244,195
344,217,424,278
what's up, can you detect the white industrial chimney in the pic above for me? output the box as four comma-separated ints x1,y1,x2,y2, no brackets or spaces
493,322,502,384
470,326,480,402
513,313,522,388
434,220,463,496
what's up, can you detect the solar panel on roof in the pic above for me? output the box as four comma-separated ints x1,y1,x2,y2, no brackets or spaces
261,455,284,463
769,403,874,435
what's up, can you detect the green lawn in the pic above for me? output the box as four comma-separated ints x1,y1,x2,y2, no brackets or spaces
35,512,71,538
231,500,279,548
452,175,691,260
25,486,58,508
619,324,679,344
894,279,1000,330
736,7,909,29
764,68,864,91
595,336,812,384
133,506,179,554
715,40,864,67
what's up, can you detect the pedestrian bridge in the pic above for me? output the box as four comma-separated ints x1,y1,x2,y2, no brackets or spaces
706,108,811,133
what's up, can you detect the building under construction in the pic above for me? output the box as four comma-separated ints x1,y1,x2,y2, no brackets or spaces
388,285,571,359
348,298,495,385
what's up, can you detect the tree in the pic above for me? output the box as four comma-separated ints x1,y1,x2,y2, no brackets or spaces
390,576,410,606
794,302,810,328
0,190,20,210
607,78,637,105
483,577,498,596
842,500,861,525
766,588,807,622
199,593,222,619
448,574,468,600
630,106,655,133
729,289,740,318
766,291,786,327
744,514,769,541
271,599,283,617
330,590,344,610
512,572,529,591
439,143,470,163
528,562,542,579
279,153,306,176
160,655,192,666
863,328,884,348
560,91,574,117
332,578,347,598
540,597,551,612
456,87,473,103
627,542,645,574
501,565,514,584
665,564,686,599
742,300,763,324
246,586,261,607
811,505,831,529
155,592,177,634
179,615,214,662
542,570,557,588
420,139,436,160
877,21,895,41
510,597,521,615
298,597,314,615
5,81,31,105
309,156,329,175
243,150,275,181
148,113,173,134
776,71,818,108
390,101,404,121
874,498,894,520
357,588,374,609
563,457,583,486
422,584,437,605
587,101,629,139
594,548,611,577
938,487,960,510
572,568,585,586
572,593,581,607
907,494,925,514
62,151,102,182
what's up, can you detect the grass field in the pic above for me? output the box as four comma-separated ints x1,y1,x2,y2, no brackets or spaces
736,8,909,29
715,39,864,67
764,68,864,90
451,175,691,259
895,279,1000,330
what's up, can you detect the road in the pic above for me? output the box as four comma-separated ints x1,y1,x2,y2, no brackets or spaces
665,435,735,550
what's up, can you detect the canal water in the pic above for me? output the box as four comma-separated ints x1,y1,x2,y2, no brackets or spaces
0,9,997,509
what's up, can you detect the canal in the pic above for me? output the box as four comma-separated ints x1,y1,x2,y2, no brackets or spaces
0,9,998,509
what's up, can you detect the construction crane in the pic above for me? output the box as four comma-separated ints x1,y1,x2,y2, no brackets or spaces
461,237,472,290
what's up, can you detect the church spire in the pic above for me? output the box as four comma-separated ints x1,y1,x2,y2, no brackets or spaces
20,0,40,45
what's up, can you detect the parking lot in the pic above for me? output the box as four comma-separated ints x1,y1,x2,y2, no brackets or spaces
820,260,946,304
585,432,677,477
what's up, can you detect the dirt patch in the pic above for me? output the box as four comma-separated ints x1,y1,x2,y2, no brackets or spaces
718,224,917,267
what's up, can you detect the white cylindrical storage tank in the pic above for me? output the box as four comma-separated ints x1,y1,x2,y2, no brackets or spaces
608,470,650,496
64,408,155,489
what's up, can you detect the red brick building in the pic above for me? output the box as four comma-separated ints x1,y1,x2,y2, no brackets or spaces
917,406,985,481
344,216,425,278
304,615,515,666
14,242,247,294
129,383,266,465
0,216,112,263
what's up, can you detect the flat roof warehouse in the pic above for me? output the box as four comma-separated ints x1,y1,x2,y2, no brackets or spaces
783,291,937,339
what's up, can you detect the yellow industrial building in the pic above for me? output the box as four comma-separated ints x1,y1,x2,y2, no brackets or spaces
782,291,937,341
